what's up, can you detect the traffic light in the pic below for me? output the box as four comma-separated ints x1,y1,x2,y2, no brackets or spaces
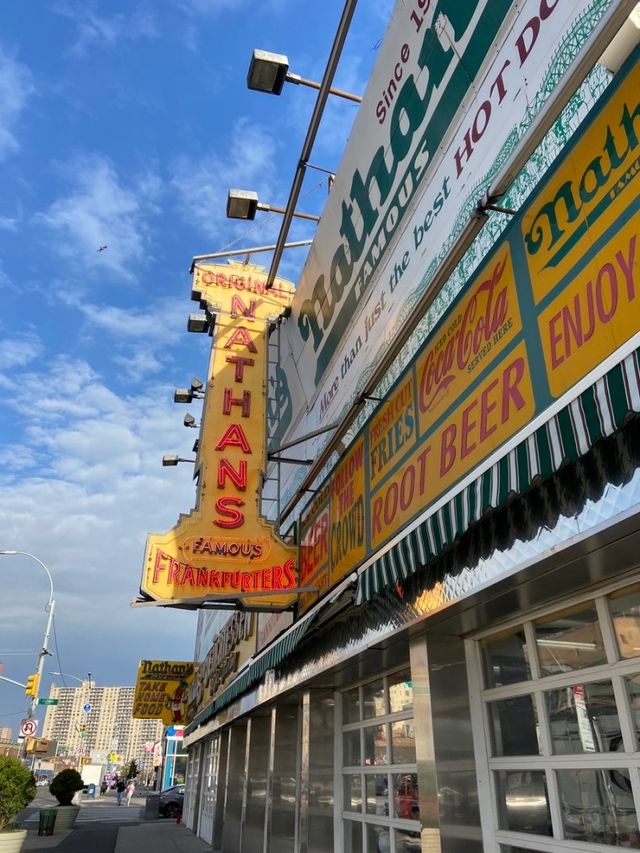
25,673,40,697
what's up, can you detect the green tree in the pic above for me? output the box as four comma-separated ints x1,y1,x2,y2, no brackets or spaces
0,756,36,829
123,759,139,780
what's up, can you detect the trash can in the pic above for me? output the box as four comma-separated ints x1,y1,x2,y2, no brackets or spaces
144,793,160,820
87,783,96,799
38,808,57,837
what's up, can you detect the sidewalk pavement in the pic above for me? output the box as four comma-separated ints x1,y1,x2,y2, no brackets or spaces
22,799,212,853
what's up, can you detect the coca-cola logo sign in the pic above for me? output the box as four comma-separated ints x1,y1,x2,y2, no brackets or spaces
418,254,510,416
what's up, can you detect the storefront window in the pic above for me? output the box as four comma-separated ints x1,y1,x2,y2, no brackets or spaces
481,627,530,688
341,670,418,851
609,586,640,659
473,582,640,852
545,680,619,754
495,770,551,836
556,768,637,845
488,695,540,756
363,679,385,718
534,603,606,676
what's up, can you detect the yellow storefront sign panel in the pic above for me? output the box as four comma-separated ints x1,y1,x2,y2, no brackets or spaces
539,217,640,398
140,263,298,609
330,436,366,584
371,343,534,550
299,487,330,615
416,244,522,434
522,60,640,304
132,660,196,726
369,374,416,490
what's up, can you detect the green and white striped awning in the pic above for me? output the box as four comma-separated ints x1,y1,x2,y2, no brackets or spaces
356,347,640,604
185,613,314,736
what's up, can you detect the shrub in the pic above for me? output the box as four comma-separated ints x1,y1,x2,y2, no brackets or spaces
0,755,36,830
49,768,84,806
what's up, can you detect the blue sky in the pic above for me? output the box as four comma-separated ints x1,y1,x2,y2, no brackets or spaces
0,0,392,737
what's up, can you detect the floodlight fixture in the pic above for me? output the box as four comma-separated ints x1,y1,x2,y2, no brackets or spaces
191,377,204,395
174,378,205,404
187,313,210,333
227,189,320,223
183,413,198,428
247,49,361,103
162,455,196,467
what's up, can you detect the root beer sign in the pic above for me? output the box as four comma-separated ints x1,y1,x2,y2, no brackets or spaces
299,51,640,613
140,262,298,609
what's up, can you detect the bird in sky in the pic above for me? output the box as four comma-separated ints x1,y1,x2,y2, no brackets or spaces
97,245,108,252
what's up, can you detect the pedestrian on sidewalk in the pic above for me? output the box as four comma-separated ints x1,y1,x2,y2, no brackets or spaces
116,777,126,805
125,779,136,806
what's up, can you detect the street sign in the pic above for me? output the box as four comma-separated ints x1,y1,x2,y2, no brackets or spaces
19,719,38,737
82,703,92,713
37,698,59,706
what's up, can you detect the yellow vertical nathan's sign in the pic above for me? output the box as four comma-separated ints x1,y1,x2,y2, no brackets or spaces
132,660,196,726
139,262,298,609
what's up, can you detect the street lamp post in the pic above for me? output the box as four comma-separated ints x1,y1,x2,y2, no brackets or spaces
0,550,55,719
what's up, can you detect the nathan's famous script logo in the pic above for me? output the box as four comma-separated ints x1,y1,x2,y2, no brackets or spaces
419,256,509,415
524,98,640,269
296,0,511,381
268,364,293,444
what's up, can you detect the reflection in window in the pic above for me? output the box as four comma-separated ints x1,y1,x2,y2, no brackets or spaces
393,773,419,820
363,725,387,765
495,770,551,836
482,627,530,688
535,604,606,676
610,586,640,660
363,679,385,719
388,670,413,714
489,695,540,756
343,687,360,724
344,730,361,767
391,720,415,765
366,823,390,853
545,681,619,754
626,675,640,749
343,820,362,853
556,767,638,846
394,827,421,852
344,775,362,812
365,775,389,816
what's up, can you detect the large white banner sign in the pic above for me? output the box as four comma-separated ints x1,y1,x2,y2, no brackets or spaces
273,0,621,507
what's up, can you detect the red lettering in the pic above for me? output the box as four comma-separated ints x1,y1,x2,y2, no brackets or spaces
230,296,257,318
215,423,252,453
223,388,251,417
440,424,457,476
226,355,255,381
217,459,247,490
224,326,257,352
214,496,245,529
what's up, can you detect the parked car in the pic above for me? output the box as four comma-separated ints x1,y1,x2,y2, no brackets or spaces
158,785,185,818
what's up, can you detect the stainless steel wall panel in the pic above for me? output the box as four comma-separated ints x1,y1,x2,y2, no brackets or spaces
308,690,335,853
221,722,247,852
271,704,299,853
243,714,271,853
427,634,483,853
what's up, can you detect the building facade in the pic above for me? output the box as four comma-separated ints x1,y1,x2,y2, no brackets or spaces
145,3,640,852
42,681,163,776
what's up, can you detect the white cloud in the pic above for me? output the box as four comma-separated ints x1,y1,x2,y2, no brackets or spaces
0,355,198,708
53,1,159,55
35,155,160,283
0,333,43,370
0,47,34,161
170,118,283,245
